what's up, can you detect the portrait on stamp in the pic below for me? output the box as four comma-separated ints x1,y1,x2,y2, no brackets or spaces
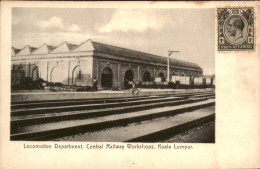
225,15,247,44
218,7,254,51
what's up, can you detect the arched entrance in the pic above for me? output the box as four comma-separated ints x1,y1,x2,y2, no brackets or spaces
50,66,56,82
101,67,113,88
159,72,166,82
124,69,134,89
72,65,82,85
50,66,63,83
143,71,151,82
32,67,39,81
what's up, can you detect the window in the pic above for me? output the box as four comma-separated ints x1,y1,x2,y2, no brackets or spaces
77,70,83,79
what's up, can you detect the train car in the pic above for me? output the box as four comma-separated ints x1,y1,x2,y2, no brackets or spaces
138,75,215,89
194,77,203,85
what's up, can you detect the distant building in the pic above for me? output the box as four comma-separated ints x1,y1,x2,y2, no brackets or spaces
11,39,203,89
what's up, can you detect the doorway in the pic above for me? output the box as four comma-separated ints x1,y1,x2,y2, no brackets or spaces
159,72,166,82
72,65,82,85
143,71,151,82
32,67,39,81
124,69,134,89
101,67,113,88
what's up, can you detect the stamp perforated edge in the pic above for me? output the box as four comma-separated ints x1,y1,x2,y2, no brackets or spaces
216,6,256,53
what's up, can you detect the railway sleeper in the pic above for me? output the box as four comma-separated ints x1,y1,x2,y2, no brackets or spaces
11,92,214,110
11,98,208,129
10,101,215,141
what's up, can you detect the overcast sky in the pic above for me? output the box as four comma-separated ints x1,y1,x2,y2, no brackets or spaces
12,8,215,75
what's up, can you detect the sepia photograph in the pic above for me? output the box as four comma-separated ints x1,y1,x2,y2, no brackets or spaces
11,8,215,142
1,1,259,169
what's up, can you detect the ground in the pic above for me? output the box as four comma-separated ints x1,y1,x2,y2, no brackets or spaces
165,121,215,143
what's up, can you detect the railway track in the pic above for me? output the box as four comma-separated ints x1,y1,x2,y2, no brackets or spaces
11,90,215,142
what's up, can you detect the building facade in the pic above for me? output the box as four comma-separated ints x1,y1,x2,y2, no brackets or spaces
11,39,203,89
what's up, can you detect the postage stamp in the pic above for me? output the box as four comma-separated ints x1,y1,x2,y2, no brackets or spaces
217,7,254,51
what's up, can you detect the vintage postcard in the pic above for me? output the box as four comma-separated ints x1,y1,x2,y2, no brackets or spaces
10,7,215,143
1,1,259,169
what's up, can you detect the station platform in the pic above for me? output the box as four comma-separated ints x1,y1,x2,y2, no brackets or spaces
11,88,214,102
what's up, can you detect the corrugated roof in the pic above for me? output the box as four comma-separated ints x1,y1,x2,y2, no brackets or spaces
91,41,202,71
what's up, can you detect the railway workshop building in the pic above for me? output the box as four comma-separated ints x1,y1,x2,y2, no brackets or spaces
11,39,203,89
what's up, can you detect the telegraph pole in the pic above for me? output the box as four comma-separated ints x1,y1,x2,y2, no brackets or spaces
167,50,179,82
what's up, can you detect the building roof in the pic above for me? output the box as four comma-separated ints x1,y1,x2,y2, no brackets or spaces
32,44,56,54
16,45,37,56
12,39,202,71
67,43,78,50
11,47,21,56
47,45,57,52
91,41,202,71
50,41,78,53
73,40,94,52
